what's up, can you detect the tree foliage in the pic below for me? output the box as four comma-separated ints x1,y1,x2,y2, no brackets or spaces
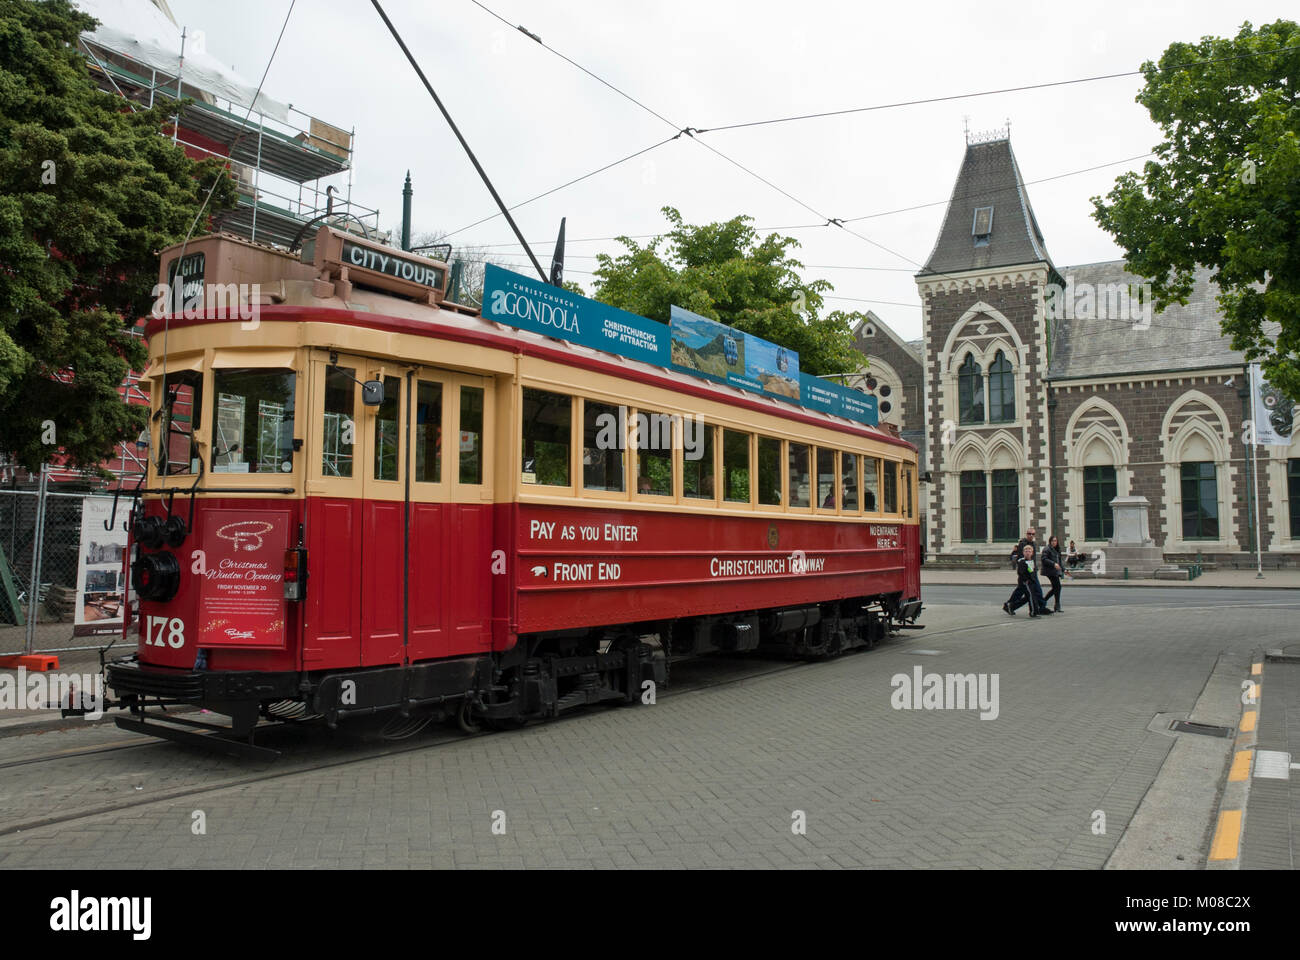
590,207,863,375
0,0,236,472
1092,20,1300,402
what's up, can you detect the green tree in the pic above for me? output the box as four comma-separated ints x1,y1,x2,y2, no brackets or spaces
591,206,863,375
1092,20,1300,402
0,0,236,472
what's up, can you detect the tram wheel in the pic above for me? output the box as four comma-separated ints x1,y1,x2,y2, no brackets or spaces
457,700,482,735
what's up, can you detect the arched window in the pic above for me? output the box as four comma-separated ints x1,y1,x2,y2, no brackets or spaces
958,354,984,425
988,351,1015,422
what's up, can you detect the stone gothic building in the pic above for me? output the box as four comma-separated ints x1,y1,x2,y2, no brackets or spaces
852,133,1299,566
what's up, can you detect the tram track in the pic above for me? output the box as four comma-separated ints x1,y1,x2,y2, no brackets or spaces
0,640,927,839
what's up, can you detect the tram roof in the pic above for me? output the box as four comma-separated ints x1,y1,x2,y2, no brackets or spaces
148,234,913,452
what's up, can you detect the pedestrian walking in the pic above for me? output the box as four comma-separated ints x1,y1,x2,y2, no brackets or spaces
1041,535,1065,612
1004,527,1036,615
1008,543,1050,617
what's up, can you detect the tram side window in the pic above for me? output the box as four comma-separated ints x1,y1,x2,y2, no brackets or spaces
374,376,401,482
841,453,859,512
683,422,715,499
459,386,484,485
413,380,443,483
322,366,356,478
521,388,570,487
633,408,673,496
583,400,624,492
903,465,914,518
758,436,783,506
816,447,837,510
723,430,750,503
883,460,898,514
158,370,202,476
788,442,811,508
211,368,295,474
862,456,880,512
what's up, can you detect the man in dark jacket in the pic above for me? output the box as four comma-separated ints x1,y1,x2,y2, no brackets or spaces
1003,527,1036,615
1008,543,1049,617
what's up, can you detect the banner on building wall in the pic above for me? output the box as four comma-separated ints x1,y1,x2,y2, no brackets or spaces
75,497,127,631
1250,363,1295,446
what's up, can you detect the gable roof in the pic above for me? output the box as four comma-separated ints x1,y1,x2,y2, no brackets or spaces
918,137,1053,277
1047,261,1263,380
851,310,923,366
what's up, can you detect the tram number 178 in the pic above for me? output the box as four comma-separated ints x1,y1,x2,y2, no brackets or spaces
144,615,186,649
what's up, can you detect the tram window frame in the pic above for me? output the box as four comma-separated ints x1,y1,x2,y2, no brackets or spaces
520,386,572,490
373,374,403,484
209,367,297,476
321,364,357,480
412,378,446,487
457,384,486,487
721,429,752,507
882,459,899,515
787,442,812,511
156,369,204,477
814,447,838,513
682,420,717,503
841,452,861,515
862,456,881,515
902,464,915,519
631,406,674,500
757,435,784,508
580,398,628,498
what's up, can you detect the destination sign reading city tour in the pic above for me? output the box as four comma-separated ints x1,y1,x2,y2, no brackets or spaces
483,263,669,366
342,240,444,290
482,265,877,427
198,510,291,649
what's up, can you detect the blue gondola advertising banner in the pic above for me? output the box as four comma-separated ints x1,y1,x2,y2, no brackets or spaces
483,264,669,366
669,305,801,402
482,265,877,428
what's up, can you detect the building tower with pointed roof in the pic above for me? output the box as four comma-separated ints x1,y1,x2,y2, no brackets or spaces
914,130,1061,558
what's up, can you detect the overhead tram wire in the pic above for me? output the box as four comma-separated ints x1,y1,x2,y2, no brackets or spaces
694,46,1300,134
370,0,547,281
440,133,681,241
461,152,1157,249
463,0,924,272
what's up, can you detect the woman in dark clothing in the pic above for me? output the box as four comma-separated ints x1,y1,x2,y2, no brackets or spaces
1041,535,1065,612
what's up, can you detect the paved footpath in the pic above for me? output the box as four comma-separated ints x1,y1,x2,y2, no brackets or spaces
0,596,1293,869
1238,655,1300,869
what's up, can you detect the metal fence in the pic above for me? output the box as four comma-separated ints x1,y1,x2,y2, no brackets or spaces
0,475,130,656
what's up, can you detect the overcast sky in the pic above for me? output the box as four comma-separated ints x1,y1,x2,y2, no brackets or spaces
168,0,1294,342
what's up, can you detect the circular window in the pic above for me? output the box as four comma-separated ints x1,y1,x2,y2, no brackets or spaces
880,401,892,414
865,377,878,391
879,384,892,398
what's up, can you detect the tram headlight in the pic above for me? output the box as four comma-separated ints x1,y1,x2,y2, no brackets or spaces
133,515,166,550
132,550,181,603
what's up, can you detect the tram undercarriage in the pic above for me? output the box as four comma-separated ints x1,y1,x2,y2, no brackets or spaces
105,593,922,758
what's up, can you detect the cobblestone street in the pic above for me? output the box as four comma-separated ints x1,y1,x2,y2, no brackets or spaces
2,588,1294,869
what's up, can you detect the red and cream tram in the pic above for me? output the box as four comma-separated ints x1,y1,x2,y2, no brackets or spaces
107,227,923,753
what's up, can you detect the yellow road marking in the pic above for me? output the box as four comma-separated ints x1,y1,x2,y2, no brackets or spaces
1241,710,1257,733
1209,810,1243,861
1229,749,1253,782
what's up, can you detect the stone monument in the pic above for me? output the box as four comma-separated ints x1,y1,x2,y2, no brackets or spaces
1100,496,1177,579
